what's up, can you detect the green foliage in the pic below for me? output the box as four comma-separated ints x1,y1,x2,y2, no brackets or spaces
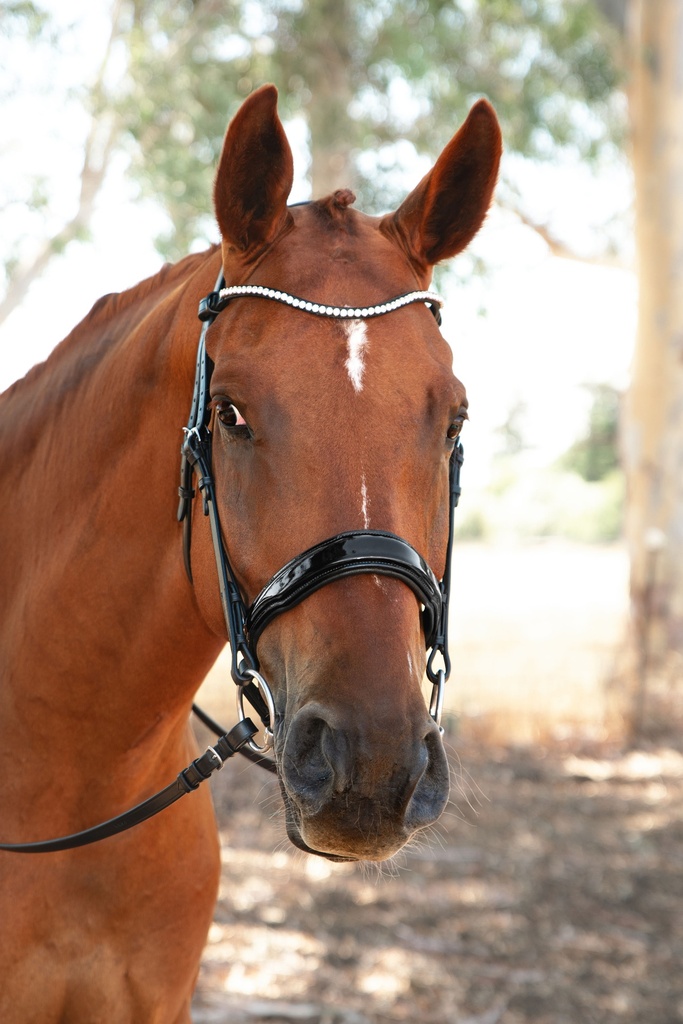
102,0,625,258
2,0,626,268
112,1,247,259
457,383,625,544
455,466,624,544
559,383,620,481
0,1,48,36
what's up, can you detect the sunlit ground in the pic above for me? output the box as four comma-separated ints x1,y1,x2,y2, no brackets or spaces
191,725,683,1023
448,540,629,743
190,538,683,1023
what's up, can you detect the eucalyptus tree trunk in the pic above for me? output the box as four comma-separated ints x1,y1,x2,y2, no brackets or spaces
621,0,683,734
0,3,122,328
307,59,356,198
300,0,357,198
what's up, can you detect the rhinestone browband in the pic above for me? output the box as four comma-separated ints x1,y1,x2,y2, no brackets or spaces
198,284,444,323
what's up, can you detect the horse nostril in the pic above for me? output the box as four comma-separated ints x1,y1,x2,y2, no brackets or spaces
404,725,450,830
282,707,342,813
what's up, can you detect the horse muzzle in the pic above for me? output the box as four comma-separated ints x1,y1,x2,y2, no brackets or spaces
275,699,450,862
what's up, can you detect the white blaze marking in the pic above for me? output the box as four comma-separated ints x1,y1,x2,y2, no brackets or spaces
360,474,370,528
344,319,368,393
360,475,383,589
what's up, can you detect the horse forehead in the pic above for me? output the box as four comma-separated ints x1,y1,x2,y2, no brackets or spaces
211,295,454,414
259,308,447,389
282,203,406,277
213,203,455,402
255,323,455,455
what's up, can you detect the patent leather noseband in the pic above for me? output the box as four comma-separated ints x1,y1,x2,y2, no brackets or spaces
178,271,463,756
247,530,442,650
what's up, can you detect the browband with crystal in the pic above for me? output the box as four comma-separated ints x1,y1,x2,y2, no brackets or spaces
198,285,444,324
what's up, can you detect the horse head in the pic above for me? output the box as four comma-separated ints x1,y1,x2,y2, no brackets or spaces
191,85,501,861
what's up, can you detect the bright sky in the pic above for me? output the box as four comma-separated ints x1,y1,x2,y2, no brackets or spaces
0,1,637,488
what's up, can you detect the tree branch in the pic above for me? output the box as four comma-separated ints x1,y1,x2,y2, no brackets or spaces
0,115,120,326
503,201,632,270
0,0,124,327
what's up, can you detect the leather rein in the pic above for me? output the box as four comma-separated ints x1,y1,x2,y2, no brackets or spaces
0,271,463,854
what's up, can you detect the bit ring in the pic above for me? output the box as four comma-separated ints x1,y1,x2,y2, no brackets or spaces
429,668,446,731
236,668,275,753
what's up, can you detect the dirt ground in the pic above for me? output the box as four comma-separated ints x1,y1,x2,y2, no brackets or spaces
192,734,683,1024
191,542,683,1024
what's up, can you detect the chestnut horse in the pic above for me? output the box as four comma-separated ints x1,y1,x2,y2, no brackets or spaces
0,86,500,1021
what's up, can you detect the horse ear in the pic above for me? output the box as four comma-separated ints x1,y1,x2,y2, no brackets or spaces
381,100,502,274
214,84,294,261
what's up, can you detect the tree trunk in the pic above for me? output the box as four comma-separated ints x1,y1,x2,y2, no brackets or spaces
0,123,116,325
0,0,123,328
308,68,356,199
621,0,683,735
300,0,356,198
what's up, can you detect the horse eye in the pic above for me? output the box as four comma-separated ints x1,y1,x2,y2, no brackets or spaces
215,401,246,428
447,419,464,440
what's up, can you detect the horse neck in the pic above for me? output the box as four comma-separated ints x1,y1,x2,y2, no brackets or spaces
0,254,224,749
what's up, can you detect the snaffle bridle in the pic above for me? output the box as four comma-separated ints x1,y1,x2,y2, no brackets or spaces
0,270,463,853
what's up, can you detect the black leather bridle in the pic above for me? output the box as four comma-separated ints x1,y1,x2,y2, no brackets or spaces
179,272,463,755
0,270,463,853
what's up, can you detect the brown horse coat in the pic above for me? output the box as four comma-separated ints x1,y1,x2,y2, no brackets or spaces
0,86,500,1021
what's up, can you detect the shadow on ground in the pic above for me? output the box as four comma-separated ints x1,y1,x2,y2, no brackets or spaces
192,727,683,1024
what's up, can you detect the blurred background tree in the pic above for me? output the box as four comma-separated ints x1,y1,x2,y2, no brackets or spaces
560,383,620,483
617,0,683,737
0,0,624,318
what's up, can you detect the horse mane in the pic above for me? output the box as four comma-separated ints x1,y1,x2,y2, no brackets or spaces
1,247,215,406
0,248,217,467
78,249,213,335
